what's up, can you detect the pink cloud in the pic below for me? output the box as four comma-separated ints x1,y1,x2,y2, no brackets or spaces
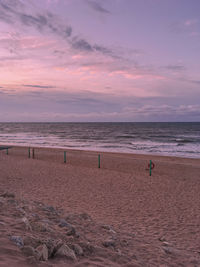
184,19,198,26
109,70,165,81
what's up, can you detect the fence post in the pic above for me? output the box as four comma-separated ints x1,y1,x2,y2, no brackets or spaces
98,154,100,168
28,147,31,158
149,160,152,176
32,148,35,159
64,151,66,163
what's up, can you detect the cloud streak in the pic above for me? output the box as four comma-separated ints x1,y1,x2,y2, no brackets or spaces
164,65,185,71
0,0,116,58
23,84,54,89
86,0,110,14
0,0,73,38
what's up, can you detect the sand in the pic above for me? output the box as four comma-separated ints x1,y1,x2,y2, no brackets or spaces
0,146,200,266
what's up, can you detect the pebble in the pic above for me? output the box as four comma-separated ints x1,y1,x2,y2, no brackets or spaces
66,226,76,236
23,236,39,248
162,246,174,254
31,222,49,232
162,246,181,255
58,219,76,236
43,205,58,214
55,244,77,261
72,244,84,256
22,217,32,231
1,192,15,198
102,239,116,248
101,224,116,235
79,242,95,254
58,219,71,228
58,220,76,236
17,207,26,215
80,213,91,220
35,244,49,261
101,224,112,230
10,236,24,248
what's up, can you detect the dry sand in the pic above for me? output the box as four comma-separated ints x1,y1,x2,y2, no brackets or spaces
0,146,200,266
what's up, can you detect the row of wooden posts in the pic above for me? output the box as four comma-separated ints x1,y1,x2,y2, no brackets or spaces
4,147,154,176
28,148,101,168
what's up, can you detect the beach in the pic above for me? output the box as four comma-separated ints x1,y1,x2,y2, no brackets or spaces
0,146,200,266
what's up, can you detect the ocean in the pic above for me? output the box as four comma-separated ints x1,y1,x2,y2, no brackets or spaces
0,122,200,158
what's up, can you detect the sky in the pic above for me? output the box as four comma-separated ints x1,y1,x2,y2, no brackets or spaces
0,0,200,122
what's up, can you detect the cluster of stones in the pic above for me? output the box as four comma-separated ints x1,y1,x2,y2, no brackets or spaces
0,192,130,265
10,235,82,262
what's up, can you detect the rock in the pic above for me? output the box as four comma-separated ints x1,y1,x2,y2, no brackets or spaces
72,244,84,256
162,241,171,246
17,207,26,215
58,219,76,235
79,242,95,255
109,229,117,236
162,246,181,255
158,236,166,242
66,226,76,236
30,213,40,220
7,199,16,204
101,224,112,230
80,213,91,220
1,192,15,198
121,239,129,246
23,236,40,248
35,244,49,261
22,246,36,257
102,239,116,248
51,239,63,256
55,244,77,261
31,222,49,232
75,231,80,238
22,217,32,231
101,224,116,235
43,205,58,214
116,248,122,255
41,219,51,225
162,246,174,254
42,238,63,258
58,219,71,228
10,236,24,248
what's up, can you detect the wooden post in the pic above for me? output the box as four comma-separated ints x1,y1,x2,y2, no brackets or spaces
149,160,152,176
98,154,100,168
64,151,66,163
32,148,35,159
28,147,31,158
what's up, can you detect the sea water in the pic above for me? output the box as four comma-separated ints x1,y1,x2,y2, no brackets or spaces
0,122,200,158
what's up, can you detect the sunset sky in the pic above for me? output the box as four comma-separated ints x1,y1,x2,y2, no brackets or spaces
0,0,200,122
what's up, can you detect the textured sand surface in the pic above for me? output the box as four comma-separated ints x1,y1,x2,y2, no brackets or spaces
0,146,200,266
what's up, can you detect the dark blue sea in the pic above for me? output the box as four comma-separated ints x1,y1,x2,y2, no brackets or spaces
0,122,200,158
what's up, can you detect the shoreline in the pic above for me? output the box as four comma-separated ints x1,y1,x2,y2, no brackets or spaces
1,143,200,161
